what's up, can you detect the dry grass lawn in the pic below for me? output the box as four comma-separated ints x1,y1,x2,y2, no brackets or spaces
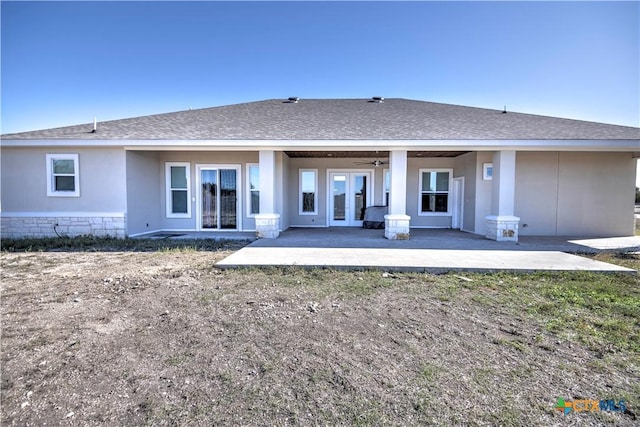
1,238,638,426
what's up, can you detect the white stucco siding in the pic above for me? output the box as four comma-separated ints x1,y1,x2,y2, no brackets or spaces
515,152,559,235
277,152,290,230
473,152,494,234
515,152,635,236
280,154,293,230
1,147,127,237
126,151,162,235
155,151,259,231
556,152,635,236
1,147,127,212
406,157,456,228
288,156,479,228
288,158,329,227
453,152,478,233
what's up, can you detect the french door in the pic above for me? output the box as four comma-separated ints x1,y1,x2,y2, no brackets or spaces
197,165,240,231
328,171,373,227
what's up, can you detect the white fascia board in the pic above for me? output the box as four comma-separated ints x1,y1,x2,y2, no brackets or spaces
1,140,127,147
128,139,640,152
3,139,639,152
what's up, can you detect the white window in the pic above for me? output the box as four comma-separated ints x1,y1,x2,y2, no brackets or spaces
247,164,260,217
46,154,79,197
166,162,191,218
299,169,317,215
418,169,452,215
383,169,390,206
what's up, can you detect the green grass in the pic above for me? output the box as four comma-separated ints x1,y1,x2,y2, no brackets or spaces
0,235,248,252
435,266,639,356
4,236,638,365
2,242,638,427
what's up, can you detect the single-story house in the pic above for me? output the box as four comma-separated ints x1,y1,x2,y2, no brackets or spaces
1,97,639,241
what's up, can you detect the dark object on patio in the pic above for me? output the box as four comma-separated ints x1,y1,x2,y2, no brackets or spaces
363,206,388,229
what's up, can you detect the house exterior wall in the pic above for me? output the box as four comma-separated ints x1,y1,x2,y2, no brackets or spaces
156,151,259,232
453,152,478,233
474,152,494,235
288,156,464,228
126,151,162,236
1,147,127,237
2,145,635,239
514,152,559,235
515,151,635,236
407,157,456,228
278,152,290,230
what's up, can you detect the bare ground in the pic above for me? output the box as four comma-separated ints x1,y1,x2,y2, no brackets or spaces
1,248,638,426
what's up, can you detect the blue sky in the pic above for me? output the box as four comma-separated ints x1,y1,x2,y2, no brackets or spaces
1,0,639,135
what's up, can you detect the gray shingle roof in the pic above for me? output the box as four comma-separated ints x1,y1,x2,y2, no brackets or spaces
2,98,639,140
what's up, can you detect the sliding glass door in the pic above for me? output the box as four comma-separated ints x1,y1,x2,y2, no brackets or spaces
197,165,240,230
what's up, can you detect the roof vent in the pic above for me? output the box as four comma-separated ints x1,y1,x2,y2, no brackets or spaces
370,96,384,103
502,105,507,114
287,97,300,103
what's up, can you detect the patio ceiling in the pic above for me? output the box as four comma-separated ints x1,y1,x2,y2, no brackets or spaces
284,151,469,158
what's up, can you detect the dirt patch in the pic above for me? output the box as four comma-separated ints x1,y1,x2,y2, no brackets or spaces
1,249,637,426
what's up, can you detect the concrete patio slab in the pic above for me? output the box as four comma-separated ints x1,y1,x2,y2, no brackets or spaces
216,247,635,273
136,227,636,273
247,227,640,253
568,236,640,251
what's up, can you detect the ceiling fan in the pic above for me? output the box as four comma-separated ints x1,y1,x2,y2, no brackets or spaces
354,159,388,167
354,152,388,167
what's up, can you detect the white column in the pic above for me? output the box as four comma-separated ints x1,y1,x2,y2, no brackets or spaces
255,150,280,238
385,150,411,239
486,150,520,241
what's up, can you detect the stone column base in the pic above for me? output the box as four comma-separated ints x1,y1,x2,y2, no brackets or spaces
384,214,411,240
485,215,520,242
255,213,281,239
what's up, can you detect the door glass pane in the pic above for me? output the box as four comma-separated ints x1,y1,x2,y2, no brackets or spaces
333,175,346,221
201,170,217,229
220,169,237,229
354,175,367,221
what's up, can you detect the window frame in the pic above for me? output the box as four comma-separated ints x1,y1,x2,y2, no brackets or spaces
483,163,493,180
299,168,318,215
46,153,80,197
165,162,191,218
246,163,260,217
383,168,390,207
418,168,452,216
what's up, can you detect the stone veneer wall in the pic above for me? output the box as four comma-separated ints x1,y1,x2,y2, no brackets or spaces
485,215,520,242
0,214,126,238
